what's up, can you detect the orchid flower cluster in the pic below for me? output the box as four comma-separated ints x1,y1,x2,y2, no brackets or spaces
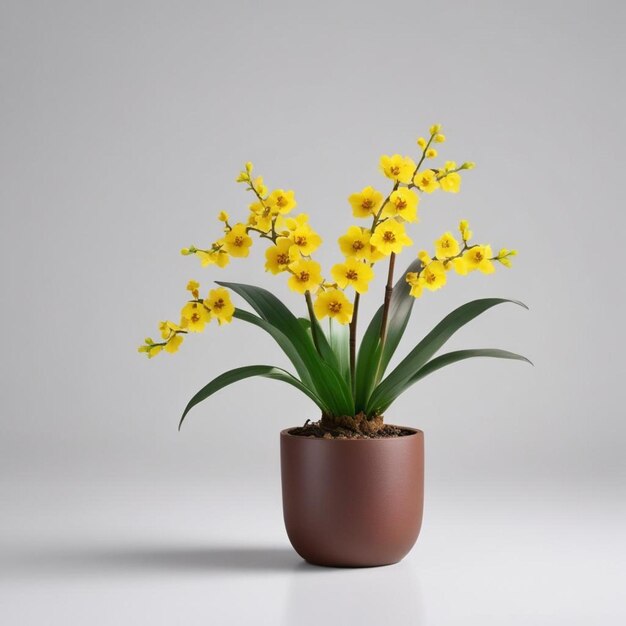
139,124,515,359
139,124,527,426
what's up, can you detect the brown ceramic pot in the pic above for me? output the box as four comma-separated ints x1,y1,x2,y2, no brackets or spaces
280,426,424,567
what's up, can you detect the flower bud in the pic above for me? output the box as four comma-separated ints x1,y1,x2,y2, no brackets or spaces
417,250,432,265
429,124,442,135
461,161,476,170
459,219,472,241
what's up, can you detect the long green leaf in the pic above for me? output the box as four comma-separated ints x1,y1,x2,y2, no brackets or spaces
233,309,314,388
327,319,350,383
317,361,355,416
376,349,532,413
219,282,354,416
309,314,342,374
354,307,382,412
179,365,328,429
379,257,423,377
354,258,421,412
221,281,325,372
366,298,528,414
297,317,312,333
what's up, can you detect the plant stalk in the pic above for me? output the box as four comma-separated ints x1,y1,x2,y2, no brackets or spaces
379,252,396,343
349,292,360,388
305,291,322,353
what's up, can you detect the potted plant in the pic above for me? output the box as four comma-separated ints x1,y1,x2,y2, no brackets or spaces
139,123,530,567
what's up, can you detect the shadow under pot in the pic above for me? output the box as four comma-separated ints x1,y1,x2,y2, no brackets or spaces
280,426,424,568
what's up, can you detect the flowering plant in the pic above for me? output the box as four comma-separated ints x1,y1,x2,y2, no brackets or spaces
139,124,529,432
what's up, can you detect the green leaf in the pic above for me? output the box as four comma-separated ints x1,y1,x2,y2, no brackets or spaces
354,258,421,412
297,317,312,332
327,318,350,383
376,349,532,413
233,309,314,388
309,314,342,374
354,307,382,412
379,258,423,377
219,282,354,416
366,298,528,414
179,365,328,429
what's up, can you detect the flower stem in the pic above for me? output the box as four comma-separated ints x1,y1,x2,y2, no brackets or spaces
305,291,322,353
349,292,360,388
379,252,396,343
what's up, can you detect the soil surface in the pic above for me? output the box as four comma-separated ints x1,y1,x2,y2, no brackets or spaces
289,414,412,439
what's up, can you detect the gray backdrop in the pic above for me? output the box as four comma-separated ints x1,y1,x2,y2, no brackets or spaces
1,1,624,624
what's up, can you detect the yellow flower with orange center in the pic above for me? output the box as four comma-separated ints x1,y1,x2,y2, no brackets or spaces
370,219,413,256
265,237,300,274
379,154,416,184
422,261,447,291
382,188,419,223
434,232,460,258
288,222,322,256
223,224,253,257
181,301,210,332
313,289,354,325
463,245,495,274
414,169,440,193
267,189,297,214
348,186,384,218
338,226,373,261
287,259,323,294
204,287,235,325
331,257,374,294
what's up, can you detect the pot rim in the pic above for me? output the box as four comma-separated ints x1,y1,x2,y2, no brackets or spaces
280,425,423,441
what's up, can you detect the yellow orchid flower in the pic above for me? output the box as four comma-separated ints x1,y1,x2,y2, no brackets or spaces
331,257,374,294
313,289,353,325
370,219,413,256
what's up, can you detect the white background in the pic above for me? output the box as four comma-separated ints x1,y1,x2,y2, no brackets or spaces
1,1,625,623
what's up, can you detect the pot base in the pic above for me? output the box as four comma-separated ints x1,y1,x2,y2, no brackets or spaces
303,558,402,569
